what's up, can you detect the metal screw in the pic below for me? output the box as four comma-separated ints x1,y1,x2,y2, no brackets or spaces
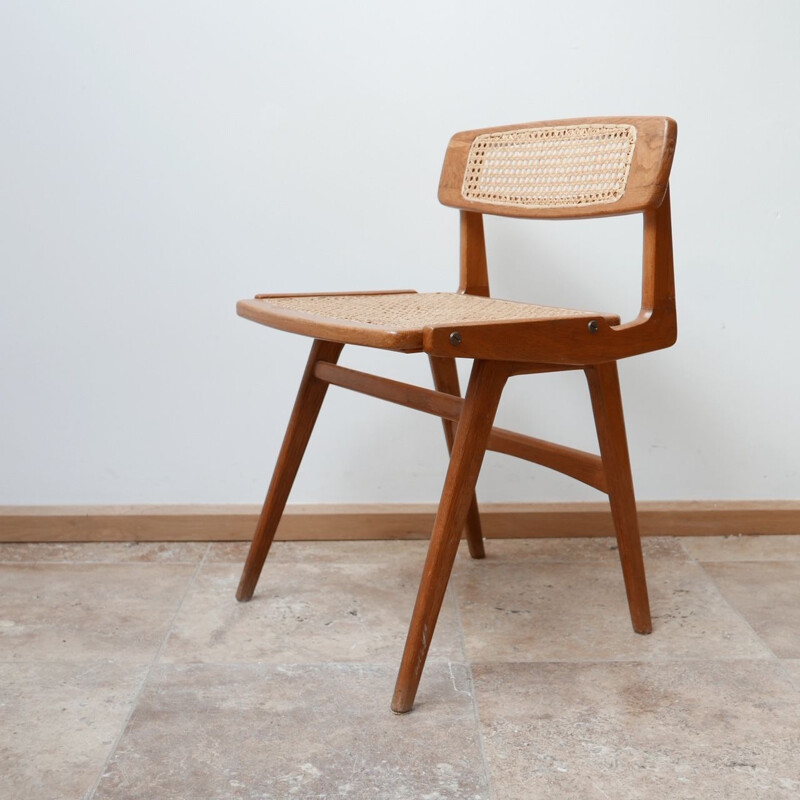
449,331,462,346
587,320,600,334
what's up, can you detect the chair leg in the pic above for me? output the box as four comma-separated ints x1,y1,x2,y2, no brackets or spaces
585,361,652,634
236,338,344,602
392,360,509,713
428,356,486,559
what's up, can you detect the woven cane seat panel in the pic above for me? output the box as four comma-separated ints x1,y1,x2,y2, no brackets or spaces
263,292,592,329
462,124,636,209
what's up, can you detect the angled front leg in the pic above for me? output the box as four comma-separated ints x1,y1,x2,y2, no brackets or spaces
428,356,486,559
236,338,344,602
585,361,652,634
392,360,510,713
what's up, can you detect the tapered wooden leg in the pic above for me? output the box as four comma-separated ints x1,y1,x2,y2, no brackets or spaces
428,356,486,559
585,361,652,634
392,360,509,713
236,339,344,602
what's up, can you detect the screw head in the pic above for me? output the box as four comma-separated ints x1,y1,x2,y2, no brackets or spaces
449,331,462,346
587,320,600,334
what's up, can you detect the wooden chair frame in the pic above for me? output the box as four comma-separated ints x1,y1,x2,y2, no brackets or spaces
235,116,678,713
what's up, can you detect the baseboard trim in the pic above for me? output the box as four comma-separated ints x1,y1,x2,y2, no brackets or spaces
0,501,798,543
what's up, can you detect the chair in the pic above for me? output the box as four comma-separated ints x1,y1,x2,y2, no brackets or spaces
235,116,678,713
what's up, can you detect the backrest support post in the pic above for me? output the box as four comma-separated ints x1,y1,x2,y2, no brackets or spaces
640,187,675,325
459,211,490,297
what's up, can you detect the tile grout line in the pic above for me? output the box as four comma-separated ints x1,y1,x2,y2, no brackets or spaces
776,658,800,693
451,552,497,800
83,543,212,800
678,541,784,664
0,654,776,669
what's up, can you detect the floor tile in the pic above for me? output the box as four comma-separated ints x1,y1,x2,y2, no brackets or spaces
5,536,798,800
472,660,800,800
161,561,463,664
93,662,489,800
0,541,208,564
682,535,800,562
701,561,800,658
0,564,195,663
207,539,431,564
0,660,146,800
456,560,771,662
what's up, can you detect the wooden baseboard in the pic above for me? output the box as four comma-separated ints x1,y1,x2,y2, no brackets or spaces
0,501,798,543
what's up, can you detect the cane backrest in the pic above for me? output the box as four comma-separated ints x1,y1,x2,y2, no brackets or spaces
439,116,676,219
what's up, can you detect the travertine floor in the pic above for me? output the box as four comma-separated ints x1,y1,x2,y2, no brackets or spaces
2,535,799,799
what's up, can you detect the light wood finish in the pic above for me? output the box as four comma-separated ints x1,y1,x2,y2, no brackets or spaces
3,501,799,543
586,362,651,633
236,339,343,602
232,116,680,711
429,356,485,559
392,360,510,713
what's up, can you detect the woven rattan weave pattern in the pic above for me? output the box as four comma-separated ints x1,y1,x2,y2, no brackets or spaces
462,124,637,210
264,292,592,329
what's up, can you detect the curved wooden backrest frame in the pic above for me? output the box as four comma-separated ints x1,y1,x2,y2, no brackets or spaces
439,116,677,220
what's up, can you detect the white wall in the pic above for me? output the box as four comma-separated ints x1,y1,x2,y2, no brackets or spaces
1,1,798,506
